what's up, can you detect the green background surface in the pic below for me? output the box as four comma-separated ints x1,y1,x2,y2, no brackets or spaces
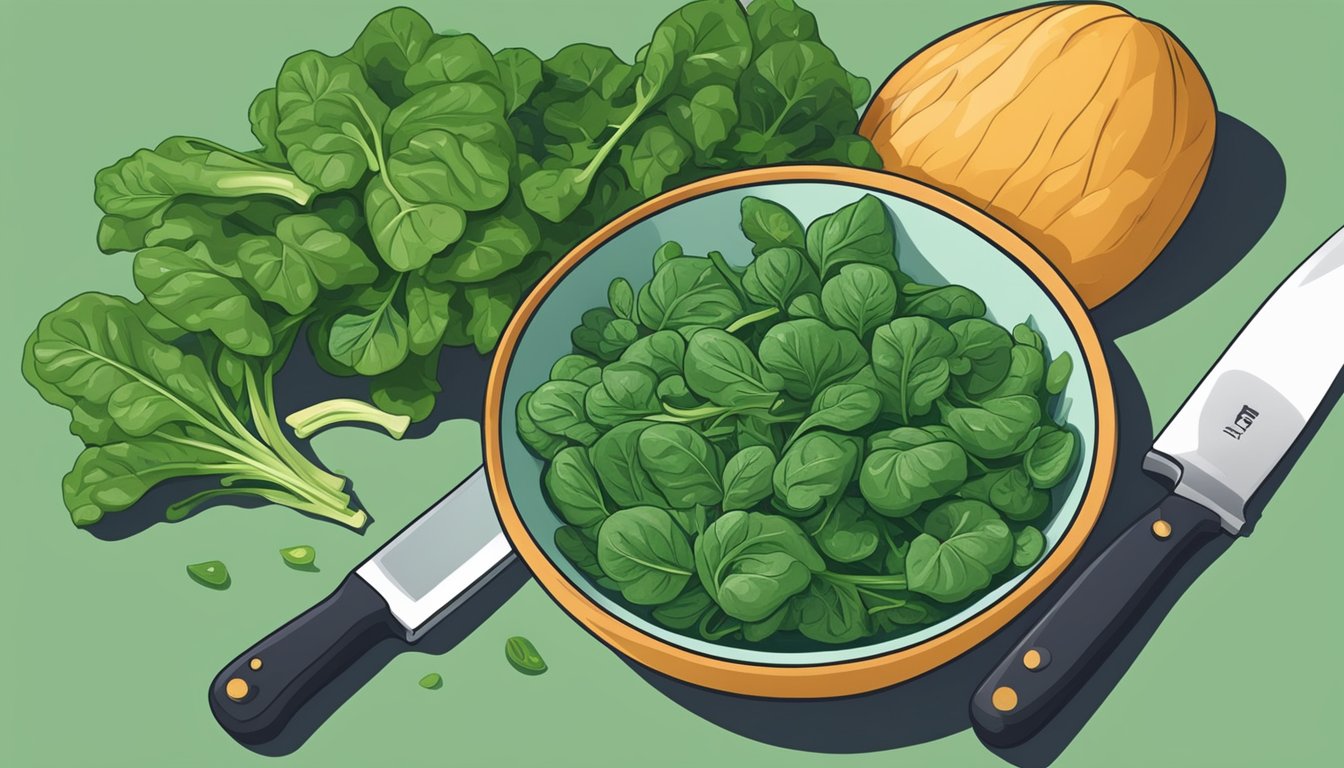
2,1,1340,767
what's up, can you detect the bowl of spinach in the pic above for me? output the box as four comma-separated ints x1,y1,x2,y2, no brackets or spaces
484,165,1115,698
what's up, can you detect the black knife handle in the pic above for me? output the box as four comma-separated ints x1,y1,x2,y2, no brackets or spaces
971,493,1225,746
208,575,396,745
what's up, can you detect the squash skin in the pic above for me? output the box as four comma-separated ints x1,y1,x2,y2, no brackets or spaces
860,3,1216,307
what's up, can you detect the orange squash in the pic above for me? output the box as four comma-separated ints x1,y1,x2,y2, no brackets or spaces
860,3,1215,307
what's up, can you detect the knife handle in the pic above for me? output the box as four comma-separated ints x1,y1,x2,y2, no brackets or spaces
971,493,1224,746
209,574,396,745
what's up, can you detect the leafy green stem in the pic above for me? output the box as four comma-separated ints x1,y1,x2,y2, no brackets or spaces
576,86,651,185
725,307,780,334
286,398,411,439
821,571,908,590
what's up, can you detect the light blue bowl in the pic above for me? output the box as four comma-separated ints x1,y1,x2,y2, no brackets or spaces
493,171,1104,670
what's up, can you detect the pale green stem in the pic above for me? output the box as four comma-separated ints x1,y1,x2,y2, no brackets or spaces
286,398,411,440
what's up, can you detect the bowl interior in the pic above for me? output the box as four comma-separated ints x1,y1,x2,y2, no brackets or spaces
496,179,1096,666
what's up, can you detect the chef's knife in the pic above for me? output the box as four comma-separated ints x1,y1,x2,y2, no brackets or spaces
971,225,1344,746
209,468,512,745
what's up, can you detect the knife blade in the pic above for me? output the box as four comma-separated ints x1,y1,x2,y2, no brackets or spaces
209,467,514,744
972,225,1344,746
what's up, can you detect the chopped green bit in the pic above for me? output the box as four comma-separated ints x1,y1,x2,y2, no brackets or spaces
187,560,230,589
419,673,443,690
505,636,547,675
279,545,316,567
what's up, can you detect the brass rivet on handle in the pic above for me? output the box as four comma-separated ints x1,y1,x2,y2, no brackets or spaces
992,686,1018,711
1152,519,1173,539
225,678,250,701
1023,649,1042,670
249,658,262,670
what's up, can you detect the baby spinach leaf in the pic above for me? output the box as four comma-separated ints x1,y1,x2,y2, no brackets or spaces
985,345,1046,398
463,281,519,353
772,432,861,515
384,83,514,210
517,392,567,460
405,271,453,355
369,353,441,422
637,423,724,507
619,119,691,198
247,88,286,163
683,329,782,409
133,244,273,357
944,395,1041,459
721,445,777,510
1012,322,1044,350
666,84,738,156
343,7,434,103
550,354,600,382
796,577,868,644
652,584,715,629
586,362,661,427
758,319,866,400
1046,352,1074,395
527,379,599,445
786,293,825,320
402,33,502,94
695,510,823,622
740,196,806,256
788,383,881,448
646,0,752,94
1024,428,1076,489
807,497,878,563
237,215,377,314
544,446,609,530
734,41,850,163
871,317,957,422
803,194,895,279
1013,526,1046,568
747,0,820,49
328,284,411,376
859,440,968,518
742,247,817,310
906,500,1012,603
821,264,897,339
275,51,388,192
429,197,540,283
364,175,466,271
950,318,1013,396
608,278,635,320
901,283,986,322
555,526,607,581
620,330,685,377
494,48,543,116
637,258,742,331
957,467,1048,522
868,426,938,452
597,506,695,605
590,421,668,507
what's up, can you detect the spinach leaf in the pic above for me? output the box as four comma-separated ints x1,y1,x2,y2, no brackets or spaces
636,423,724,507
597,506,695,605
550,354,600,382
949,318,1012,396
796,577,868,644
402,33,502,93
957,467,1049,522
683,329,782,409
943,395,1041,459
787,383,881,448
985,345,1046,398
742,247,818,310
619,119,692,197
859,440,968,517
364,175,466,271
620,330,686,377
803,194,895,279
275,51,388,192
666,84,739,157
772,432,861,515
807,497,879,563
343,7,434,103
608,278,635,320
871,317,957,422
1024,428,1076,489
133,244,273,357
590,421,668,507
740,196,806,255
652,584,715,629
527,379,600,445
637,258,743,331
821,263,897,339
901,283,986,322
586,362,661,427
786,293,825,320
747,0,820,49
905,500,1013,603
493,48,543,116
758,319,866,400
694,510,823,622
517,392,566,460
1046,352,1074,395
1013,526,1046,568
721,445,777,510
544,446,608,531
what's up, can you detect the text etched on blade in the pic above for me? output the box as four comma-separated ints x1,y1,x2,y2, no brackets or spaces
1222,405,1259,440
